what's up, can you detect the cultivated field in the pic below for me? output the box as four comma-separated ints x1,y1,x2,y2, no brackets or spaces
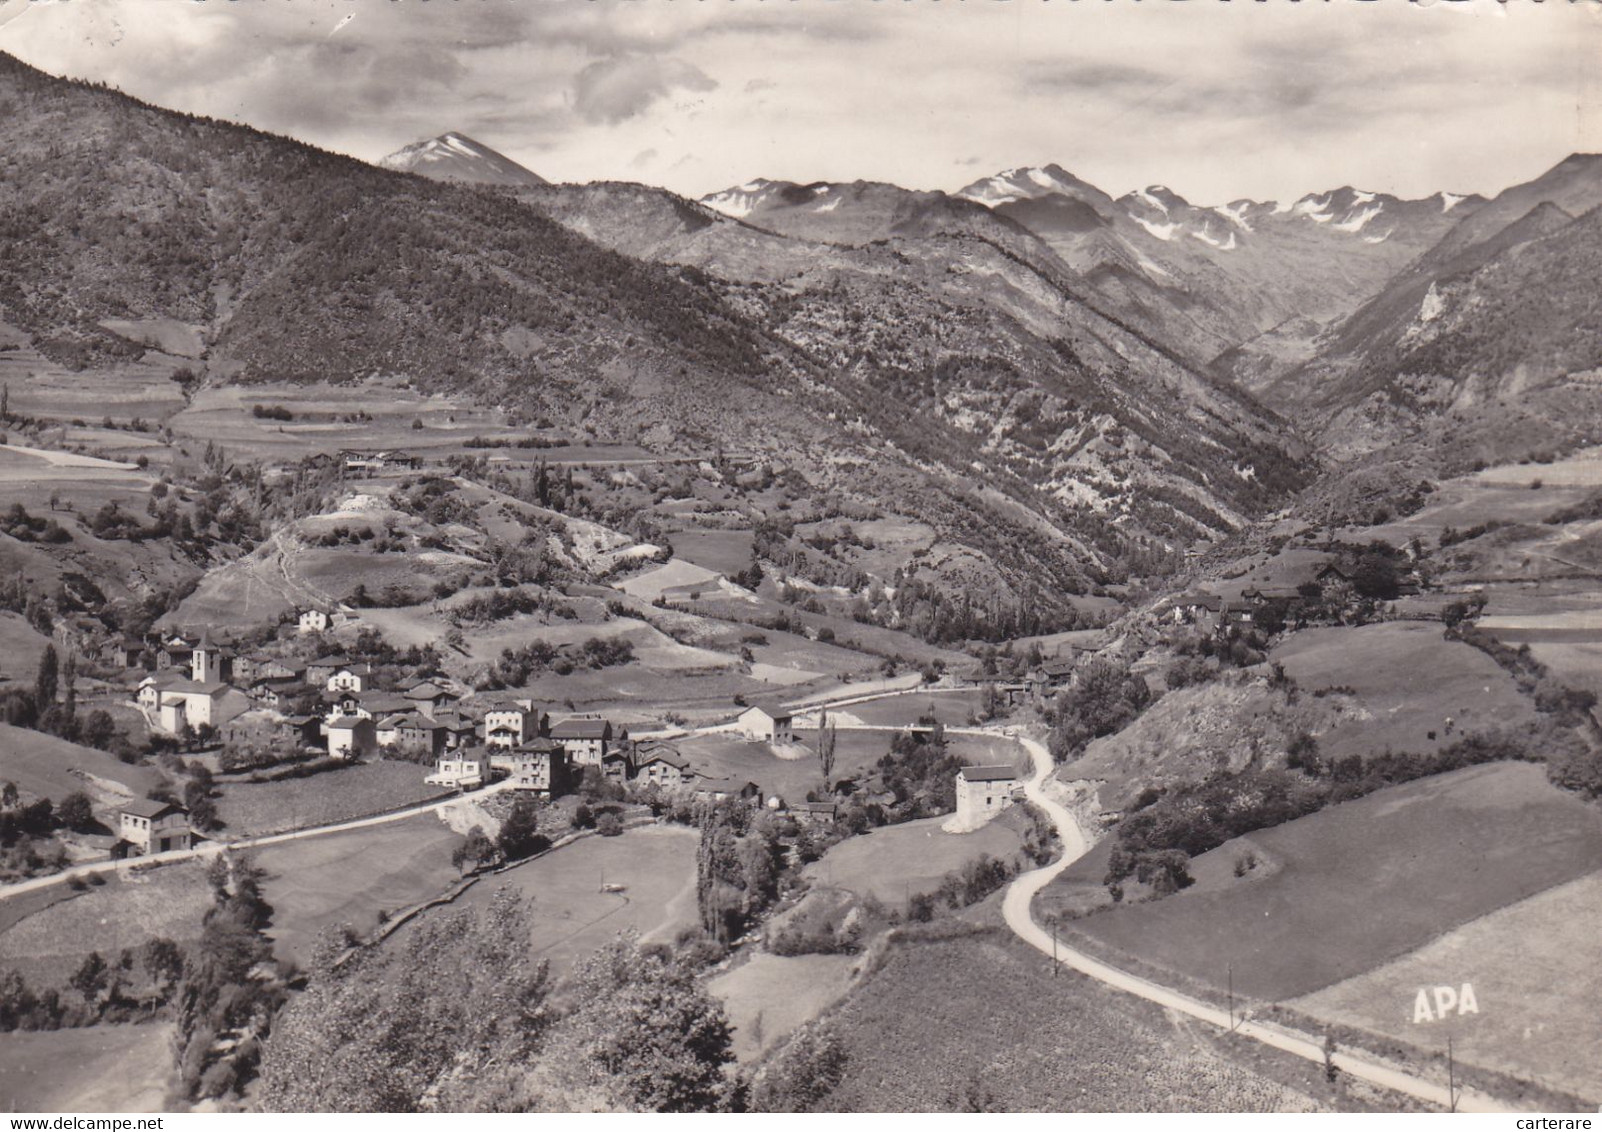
668,730,1020,806
0,611,53,686
830,689,992,727
0,1022,176,1112
805,810,1028,910
255,812,463,967
0,444,156,517
0,722,161,805
1269,622,1536,760
1053,762,1602,1002
708,951,857,1061
0,863,212,990
1475,447,1602,488
398,824,699,977
0,345,190,425
1292,870,1602,1104
214,761,450,838
164,382,522,463
821,929,1306,1112
667,528,754,577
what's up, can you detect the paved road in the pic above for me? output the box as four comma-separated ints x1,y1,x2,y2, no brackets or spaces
1000,730,1518,1114
0,780,513,904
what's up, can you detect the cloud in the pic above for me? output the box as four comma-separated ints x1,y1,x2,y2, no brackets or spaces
743,77,776,94
573,54,717,124
628,147,659,170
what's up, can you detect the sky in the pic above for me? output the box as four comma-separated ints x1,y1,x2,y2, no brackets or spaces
1,0,1598,205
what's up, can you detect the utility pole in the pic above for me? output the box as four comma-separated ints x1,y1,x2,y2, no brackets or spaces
1052,919,1059,978
1228,962,1235,1031
1448,1035,1457,1113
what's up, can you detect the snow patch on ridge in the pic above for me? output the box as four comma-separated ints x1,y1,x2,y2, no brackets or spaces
1136,188,1170,214
1441,191,1466,213
1027,167,1059,189
1191,227,1237,251
1213,202,1254,232
1333,204,1383,233
1132,214,1179,241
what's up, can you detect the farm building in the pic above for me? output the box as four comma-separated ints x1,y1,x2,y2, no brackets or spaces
1167,591,1224,632
1028,657,1080,697
736,703,794,744
599,747,633,783
635,746,695,790
789,800,839,825
550,715,614,764
247,674,300,709
954,765,1020,827
404,681,460,719
101,636,144,670
693,778,760,804
378,715,449,757
117,798,192,856
326,716,377,759
297,607,350,635
305,655,353,685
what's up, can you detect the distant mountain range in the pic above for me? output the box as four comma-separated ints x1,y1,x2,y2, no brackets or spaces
693,152,1602,468
6,44,1601,619
701,166,1486,386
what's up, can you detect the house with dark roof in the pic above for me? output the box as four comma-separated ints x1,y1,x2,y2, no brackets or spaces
788,800,839,825
635,746,695,790
117,798,191,856
404,681,460,719
305,655,354,685
505,744,573,798
736,703,794,744
326,716,377,759
550,715,614,764
692,778,760,804
954,764,1020,826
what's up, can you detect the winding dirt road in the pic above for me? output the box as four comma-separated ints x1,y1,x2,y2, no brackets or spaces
1000,730,1518,1114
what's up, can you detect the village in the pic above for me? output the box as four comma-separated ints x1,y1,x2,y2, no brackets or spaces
91,604,1045,863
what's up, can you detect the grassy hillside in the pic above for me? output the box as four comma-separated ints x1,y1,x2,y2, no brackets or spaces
1047,762,1602,1001
817,928,1312,1112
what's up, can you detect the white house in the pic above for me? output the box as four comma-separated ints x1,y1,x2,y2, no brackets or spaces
483,701,543,749
326,716,376,759
326,664,372,694
156,680,229,732
118,799,192,856
298,608,333,634
426,749,486,788
737,704,794,744
136,671,185,712
954,765,1019,827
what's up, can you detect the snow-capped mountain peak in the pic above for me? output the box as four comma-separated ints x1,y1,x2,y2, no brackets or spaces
700,178,789,218
378,132,547,188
